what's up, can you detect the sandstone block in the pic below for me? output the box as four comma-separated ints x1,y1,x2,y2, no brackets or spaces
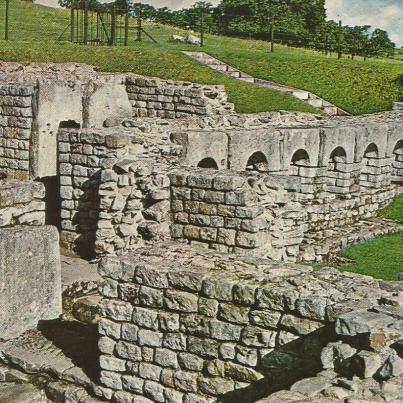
0,226,61,339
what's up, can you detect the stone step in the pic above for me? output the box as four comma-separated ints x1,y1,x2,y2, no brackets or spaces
292,90,310,100
183,51,351,116
307,99,324,108
0,383,46,403
323,106,339,116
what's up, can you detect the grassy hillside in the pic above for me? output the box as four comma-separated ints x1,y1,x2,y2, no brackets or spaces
0,0,315,114
0,0,402,115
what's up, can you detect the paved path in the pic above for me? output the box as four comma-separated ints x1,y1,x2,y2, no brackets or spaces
183,51,350,117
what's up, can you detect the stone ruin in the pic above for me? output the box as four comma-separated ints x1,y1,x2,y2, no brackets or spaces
0,62,402,402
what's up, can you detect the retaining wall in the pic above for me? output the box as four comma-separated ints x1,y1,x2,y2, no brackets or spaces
96,243,400,402
169,169,400,262
126,76,234,119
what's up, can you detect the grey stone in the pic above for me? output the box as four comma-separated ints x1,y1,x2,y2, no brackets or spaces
100,355,126,372
143,380,165,402
164,290,198,312
210,320,241,341
100,370,123,390
290,376,332,397
354,350,382,378
0,383,46,403
0,226,61,339
163,333,187,351
378,351,403,379
139,363,162,381
116,341,142,361
154,348,179,369
174,370,199,392
178,353,204,371
138,329,163,347
122,374,144,394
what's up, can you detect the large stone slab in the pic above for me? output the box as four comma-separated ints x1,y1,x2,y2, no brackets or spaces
0,226,62,340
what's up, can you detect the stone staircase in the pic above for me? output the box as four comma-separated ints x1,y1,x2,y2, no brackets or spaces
183,51,350,117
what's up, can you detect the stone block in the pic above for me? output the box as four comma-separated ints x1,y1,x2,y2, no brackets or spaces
0,226,61,340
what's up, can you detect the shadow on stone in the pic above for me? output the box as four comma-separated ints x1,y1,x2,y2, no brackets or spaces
71,173,101,260
219,326,336,403
37,320,100,383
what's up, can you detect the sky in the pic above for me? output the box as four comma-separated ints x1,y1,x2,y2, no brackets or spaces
35,0,403,47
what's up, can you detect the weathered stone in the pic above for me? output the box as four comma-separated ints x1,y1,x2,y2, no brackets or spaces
178,353,204,372
0,226,61,339
171,370,198,393
164,290,198,312
154,348,179,369
138,329,163,347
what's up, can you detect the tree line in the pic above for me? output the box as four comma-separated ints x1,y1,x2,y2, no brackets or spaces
59,0,397,58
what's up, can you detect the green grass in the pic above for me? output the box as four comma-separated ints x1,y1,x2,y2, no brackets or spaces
0,0,316,114
337,233,403,281
200,37,403,115
380,194,403,223
335,195,403,280
0,0,402,114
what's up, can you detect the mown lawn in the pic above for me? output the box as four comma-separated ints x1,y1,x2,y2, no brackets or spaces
336,195,403,281
0,0,401,115
338,233,402,281
200,36,403,115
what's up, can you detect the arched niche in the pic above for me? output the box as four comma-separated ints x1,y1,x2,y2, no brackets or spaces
328,146,347,171
246,151,269,172
197,158,219,169
391,140,403,184
360,143,380,188
291,149,310,167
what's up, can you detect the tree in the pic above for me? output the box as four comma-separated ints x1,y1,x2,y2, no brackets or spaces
344,25,371,59
369,29,395,58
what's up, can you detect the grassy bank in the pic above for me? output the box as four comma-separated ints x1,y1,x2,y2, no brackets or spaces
0,0,401,115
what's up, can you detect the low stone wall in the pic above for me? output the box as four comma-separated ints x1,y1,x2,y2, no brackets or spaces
0,225,62,340
126,75,234,119
58,127,181,258
96,243,399,402
0,179,45,227
170,170,269,255
169,169,400,262
0,83,35,181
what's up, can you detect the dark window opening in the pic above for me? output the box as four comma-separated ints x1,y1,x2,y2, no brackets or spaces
197,158,219,169
59,120,81,129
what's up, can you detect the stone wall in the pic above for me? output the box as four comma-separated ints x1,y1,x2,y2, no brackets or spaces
58,129,132,257
126,76,234,119
0,225,61,340
96,243,400,402
0,179,45,227
0,84,35,181
264,303,403,402
58,127,181,258
169,169,400,262
169,170,270,256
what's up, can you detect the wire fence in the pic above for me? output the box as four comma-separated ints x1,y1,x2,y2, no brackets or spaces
0,0,161,46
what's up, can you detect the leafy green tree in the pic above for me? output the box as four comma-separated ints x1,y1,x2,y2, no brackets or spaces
343,25,371,59
369,29,395,58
